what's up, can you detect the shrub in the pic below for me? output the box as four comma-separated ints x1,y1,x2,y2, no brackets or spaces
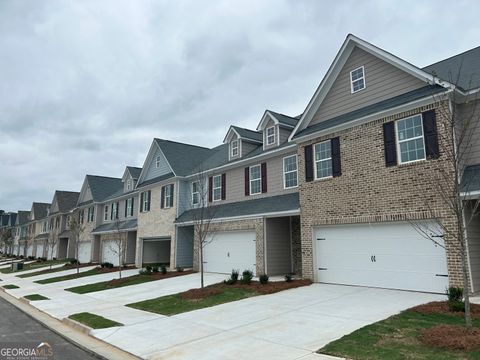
284,274,292,282
241,270,254,285
146,265,152,273
52,257,57,261
160,265,167,274
449,301,466,312
152,266,159,273
70,259,78,265
176,266,184,272
447,287,464,312
224,278,236,285
259,274,269,284
107,262,114,269
231,269,239,282
139,269,148,275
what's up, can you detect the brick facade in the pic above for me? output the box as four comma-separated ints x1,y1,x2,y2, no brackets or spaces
298,101,463,287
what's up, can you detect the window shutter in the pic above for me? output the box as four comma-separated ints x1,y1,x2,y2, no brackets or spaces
160,186,165,209
169,184,174,208
110,204,114,220
261,162,267,193
244,167,250,196
116,202,119,219
221,173,226,200
131,197,134,216
422,110,440,159
304,145,313,182
208,177,213,203
140,192,144,213
383,122,397,167
147,190,151,211
125,200,128,217
331,137,342,177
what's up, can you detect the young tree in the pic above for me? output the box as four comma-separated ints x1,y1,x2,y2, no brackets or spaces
46,219,60,268
108,219,128,279
410,75,480,329
68,217,85,275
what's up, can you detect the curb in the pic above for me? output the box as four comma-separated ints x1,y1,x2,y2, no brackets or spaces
0,290,139,360
62,317,92,335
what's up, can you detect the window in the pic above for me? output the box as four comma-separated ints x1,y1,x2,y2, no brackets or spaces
87,206,94,222
104,206,108,221
314,140,332,179
164,185,173,208
212,175,222,201
126,179,132,191
55,216,60,228
266,126,276,145
350,66,365,93
156,156,161,168
66,215,71,226
396,114,426,164
42,221,47,233
110,202,119,220
141,191,151,212
192,181,200,206
79,209,84,224
249,165,261,195
231,140,239,157
126,198,134,217
283,155,298,188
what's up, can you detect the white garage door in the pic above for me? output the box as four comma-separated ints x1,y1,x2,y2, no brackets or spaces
204,231,256,275
102,240,120,266
314,221,448,293
35,243,44,258
78,242,92,264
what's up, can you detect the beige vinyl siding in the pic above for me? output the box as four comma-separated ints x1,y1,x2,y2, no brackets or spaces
466,205,480,292
458,100,480,167
241,140,258,157
310,46,426,125
266,217,292,275
211,152,298,205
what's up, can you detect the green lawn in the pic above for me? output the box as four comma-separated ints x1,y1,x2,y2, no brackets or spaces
17,264,84,278
69,312,123,329
24,294,49,301
66,271,192,294
127,286,257,315
0,260,68,274
319,310,480,359
2,284,19,289
35,268,105,284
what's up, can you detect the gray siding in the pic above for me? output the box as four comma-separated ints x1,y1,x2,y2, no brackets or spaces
177,180,191,216
279,127,291,145
458,100,480,167
241,140,258,157
144,147,171,181
310,46,426,125
266,217,292,275
176,226,194,267
466,205,480,292
126,231,136,264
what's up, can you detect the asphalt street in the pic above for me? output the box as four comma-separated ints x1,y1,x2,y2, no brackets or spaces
0,296,98,359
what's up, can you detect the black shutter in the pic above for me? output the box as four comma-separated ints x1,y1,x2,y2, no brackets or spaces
110,204,113,220
221,173,226,200
244,167,250,196
160,186,165,209
125,200,127,218
208,177,213,202
304,145,313,182
261,162,267,193
169,184,174,208
331,137,342,177
422,110,440,159
131,197,134,216
116,202,119,219
383,122,397,167
147,190,151,211
140,192,144,213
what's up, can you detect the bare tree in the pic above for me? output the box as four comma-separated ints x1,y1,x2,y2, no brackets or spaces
46,218,60,268
108,219,128,279
68,217,85,275
409,72,480,329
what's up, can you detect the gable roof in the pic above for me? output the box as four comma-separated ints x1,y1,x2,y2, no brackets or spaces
16,211,30,225
8,213,17,226
223,126,263,144
257,110,299,130
31,202,50,220
154,139,213,177
126,166,142,180
82,175,123,204
54,191,80,214
290,34,455,140
422,45,480,92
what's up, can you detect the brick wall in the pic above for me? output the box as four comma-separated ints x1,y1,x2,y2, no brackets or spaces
297,101,463,286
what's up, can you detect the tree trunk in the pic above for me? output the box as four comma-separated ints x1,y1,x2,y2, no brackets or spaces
200,243,204,288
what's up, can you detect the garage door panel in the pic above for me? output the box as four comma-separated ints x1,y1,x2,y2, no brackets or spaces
315,221,448,293
102,240,120,266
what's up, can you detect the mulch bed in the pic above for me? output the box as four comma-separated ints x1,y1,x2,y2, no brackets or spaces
180,279,312,300
419,325,480,351
107,270,195,286
409,301,480,319
97,266,136,274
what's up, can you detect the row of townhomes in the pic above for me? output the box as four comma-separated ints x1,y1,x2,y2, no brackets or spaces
2,34,480,294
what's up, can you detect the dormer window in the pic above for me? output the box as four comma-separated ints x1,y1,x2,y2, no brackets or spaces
350,66,365,93
126,179,132,191
231,140,239,157
156,156,161,168
266,126,276,145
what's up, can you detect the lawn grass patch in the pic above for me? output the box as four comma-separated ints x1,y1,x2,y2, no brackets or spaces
35,266,133,284
319,303,480,360
127,279,311,316
69,312,123,329
66,270,195,294
17,263,92,278
24,294,49,301
2,284,19,289
0,259,68,274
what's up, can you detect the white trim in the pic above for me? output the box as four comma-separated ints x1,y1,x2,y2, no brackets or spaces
176,209,301,225
191,181,200,206
350,65,366,93
164,184,173,209
283,154,298,189
461,190,480,199
289,34,455,141
257,110,296,131
313,140,333,180
266,126,276,145
223,126,263,145
395,114,426,165
249,164,262,195
136,140,176,185
230,139,239,158
212,175,222,202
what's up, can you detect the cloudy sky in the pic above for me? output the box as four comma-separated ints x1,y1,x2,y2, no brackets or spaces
1,0,479,212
